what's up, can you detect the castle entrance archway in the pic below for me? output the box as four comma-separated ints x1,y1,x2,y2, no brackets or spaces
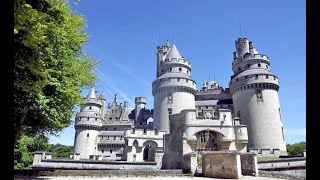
143,140,157,161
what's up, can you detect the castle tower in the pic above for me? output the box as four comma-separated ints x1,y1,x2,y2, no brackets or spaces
229,38,287,155
152,42,197,133
99,91,106,120
73,87,103,159
134,97,147,124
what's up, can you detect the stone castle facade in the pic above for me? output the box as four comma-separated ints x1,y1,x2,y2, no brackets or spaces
73,38,287,168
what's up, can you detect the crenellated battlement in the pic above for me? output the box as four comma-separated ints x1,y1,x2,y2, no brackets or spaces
160,58,191,66
152,77,196,90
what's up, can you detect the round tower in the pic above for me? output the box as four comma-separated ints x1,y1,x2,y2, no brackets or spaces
152,42,197,133
73,87,103,159
229,38,287,155
134,97,147,123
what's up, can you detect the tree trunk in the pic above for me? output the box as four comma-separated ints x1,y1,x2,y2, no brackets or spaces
14,105,29,146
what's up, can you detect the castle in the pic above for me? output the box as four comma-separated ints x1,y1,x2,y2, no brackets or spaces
73,37,287,169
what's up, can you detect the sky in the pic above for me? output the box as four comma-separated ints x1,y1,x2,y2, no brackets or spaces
49,0,306,146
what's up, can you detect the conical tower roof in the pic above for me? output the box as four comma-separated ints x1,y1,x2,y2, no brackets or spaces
166,44,182,59
99,91,106,100
86,87,97,99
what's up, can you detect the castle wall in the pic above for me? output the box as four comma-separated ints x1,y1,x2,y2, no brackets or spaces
153,91,195,133
232,88,286,154
74,129,99,159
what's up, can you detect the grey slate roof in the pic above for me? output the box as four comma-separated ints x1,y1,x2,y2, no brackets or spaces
234,69,272,79
158,72,190,79
98,131,124,136
166,44,182,59
195,100,219,106
86,87,97,99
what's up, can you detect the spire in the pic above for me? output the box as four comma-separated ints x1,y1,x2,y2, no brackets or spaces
86,87,97,99
166,44,182,59
114,94,118,103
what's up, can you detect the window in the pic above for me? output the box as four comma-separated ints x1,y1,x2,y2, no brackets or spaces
206,106,208,109
102,150,104,153
258,63,261,67
279,108,282,122
89,106,92,110
179,68,182,72
101,136,104,139
238,67,241,71
266,75,269,79
177,78,180,82
199,132,206,143
87,117,89,121
113,136,116,140
107,136,110,139
95,118,97,121
105,128,108,130
187,70,189,74
87,133,89,137
110,150,113,153
168,94,173,103
255,75,258,79
247,64,250,67
274,76,276,80
186,79,189,83
120,136,123,140
236,79,238,82
144,129,147,134
256,90,263,101
266,65,269,69
245,76,247,79
198,112,202,117
168,108,172,115
114,128,116,130
169,68,172,72
161,69,164,73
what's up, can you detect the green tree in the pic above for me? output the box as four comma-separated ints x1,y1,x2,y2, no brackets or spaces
14,0,98,169
286,141,306,155
14,135,49,170
47,144,73,158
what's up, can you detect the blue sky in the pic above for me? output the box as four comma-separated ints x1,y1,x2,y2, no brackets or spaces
49,0,306,146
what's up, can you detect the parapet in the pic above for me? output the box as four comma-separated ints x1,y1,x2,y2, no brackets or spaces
248,148,281,157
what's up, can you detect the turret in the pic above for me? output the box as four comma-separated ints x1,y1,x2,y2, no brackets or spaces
229,38,287,156
73,87,103,159
152,43,197,133
99,91,106,120
134,97,147,124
